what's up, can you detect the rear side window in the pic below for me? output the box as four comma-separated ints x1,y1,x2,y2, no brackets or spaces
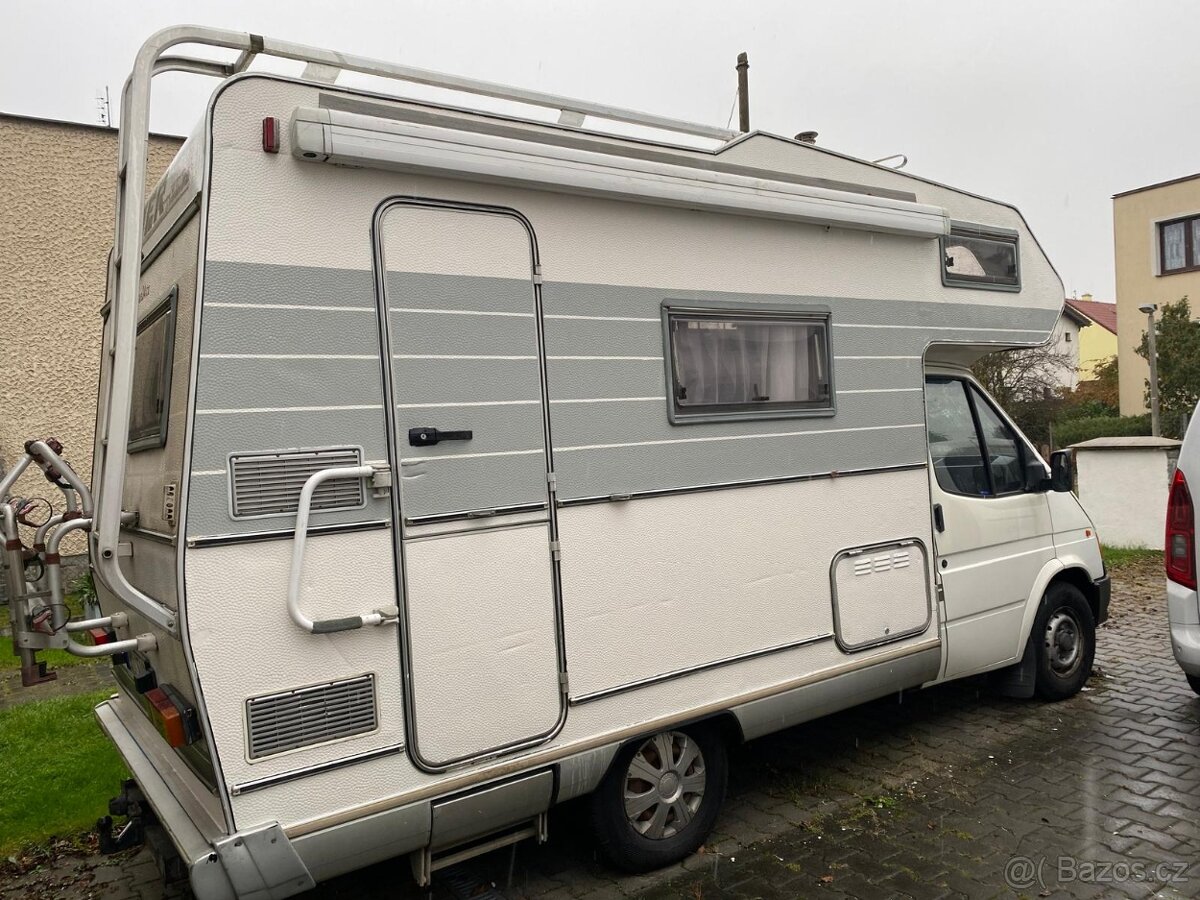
925,376,1026,497
664,305,832,423
941,222,1020,291
128,287,177,452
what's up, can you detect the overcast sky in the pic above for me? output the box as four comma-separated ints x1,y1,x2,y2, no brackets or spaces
3,1,1197,300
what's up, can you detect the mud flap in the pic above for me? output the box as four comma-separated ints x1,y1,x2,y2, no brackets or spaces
992,629,1037,699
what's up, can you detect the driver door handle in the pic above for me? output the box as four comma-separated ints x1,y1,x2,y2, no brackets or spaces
409,427,473,447
933,503,945,533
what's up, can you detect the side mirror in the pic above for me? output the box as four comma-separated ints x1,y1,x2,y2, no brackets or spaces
1024,457,1052,492
1049,449,1074,493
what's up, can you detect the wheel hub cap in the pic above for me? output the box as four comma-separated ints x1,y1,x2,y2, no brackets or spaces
623,731,706,840
1045,608,1083,676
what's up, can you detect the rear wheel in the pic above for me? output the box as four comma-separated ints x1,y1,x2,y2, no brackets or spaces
1033,582,1095,701
589,725,728,872
1187,675,1200,696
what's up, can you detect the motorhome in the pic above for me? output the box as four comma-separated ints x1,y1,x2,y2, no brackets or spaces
1,25,1110,897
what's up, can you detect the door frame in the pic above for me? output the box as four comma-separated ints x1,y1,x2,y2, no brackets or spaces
371,196,568,772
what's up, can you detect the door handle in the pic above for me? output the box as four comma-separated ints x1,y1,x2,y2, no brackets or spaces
933,503,945,533
409,427,473,447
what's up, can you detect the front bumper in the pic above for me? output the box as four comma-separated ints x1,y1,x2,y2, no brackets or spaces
1094,573,1111,625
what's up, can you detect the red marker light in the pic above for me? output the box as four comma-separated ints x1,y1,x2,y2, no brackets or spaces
262,117,280,154
145,688,187,748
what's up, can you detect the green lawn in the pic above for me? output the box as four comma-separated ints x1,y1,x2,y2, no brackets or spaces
1101,546,1162,570
0,690,128,855
0,634,98,670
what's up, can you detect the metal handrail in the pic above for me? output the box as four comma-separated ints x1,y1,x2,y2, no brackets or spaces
287,465,397,634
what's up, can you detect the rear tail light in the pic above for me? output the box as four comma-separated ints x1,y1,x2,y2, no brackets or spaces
144,685,199,749
1166,468,1196,589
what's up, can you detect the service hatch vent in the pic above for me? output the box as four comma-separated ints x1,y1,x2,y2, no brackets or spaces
229,447,363,518
246,674,378,759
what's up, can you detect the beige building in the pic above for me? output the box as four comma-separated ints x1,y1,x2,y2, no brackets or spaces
0,113,181,554
1113,173,1200,414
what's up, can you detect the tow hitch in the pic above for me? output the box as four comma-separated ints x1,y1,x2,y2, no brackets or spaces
97,779,146,854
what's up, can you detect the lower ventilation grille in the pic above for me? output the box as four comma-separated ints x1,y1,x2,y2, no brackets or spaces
246,674,377,759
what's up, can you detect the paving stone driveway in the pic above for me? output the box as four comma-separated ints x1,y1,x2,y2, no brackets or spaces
4,558,1198,900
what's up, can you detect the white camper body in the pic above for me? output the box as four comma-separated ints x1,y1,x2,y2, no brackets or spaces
2,26,1110,898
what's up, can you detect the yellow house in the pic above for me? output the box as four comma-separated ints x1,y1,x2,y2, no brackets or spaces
1113,173,1200,414
1065,296,1118,380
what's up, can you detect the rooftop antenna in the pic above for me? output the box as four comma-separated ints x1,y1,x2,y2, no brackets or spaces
95,86,112,127
736,52,750,133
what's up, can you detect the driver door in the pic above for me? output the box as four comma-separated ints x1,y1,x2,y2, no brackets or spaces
925,375,1055,679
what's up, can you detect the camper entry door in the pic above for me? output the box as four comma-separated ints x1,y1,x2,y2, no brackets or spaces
376,200,564,770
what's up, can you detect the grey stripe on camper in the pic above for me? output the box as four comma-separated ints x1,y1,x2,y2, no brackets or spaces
397,452,548,521
386,271,534,316
205,260,375,309
194,357,385,412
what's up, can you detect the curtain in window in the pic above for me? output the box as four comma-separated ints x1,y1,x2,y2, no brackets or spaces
672,318,824,407
1164,222,1186,271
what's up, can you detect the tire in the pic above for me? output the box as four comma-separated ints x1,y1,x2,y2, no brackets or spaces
1033,582,1096,701
1187,674,1200,696
589,724,728,873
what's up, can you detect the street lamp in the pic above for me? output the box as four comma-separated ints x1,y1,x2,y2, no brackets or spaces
1139,303,1161,437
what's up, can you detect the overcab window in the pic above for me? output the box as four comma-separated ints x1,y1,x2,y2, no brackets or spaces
128,286,178,452
941,222,1020,291
663,304,833,424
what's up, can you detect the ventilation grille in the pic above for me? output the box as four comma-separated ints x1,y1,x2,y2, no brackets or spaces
852,549,912,577
230,448,363,518
246,674,377,759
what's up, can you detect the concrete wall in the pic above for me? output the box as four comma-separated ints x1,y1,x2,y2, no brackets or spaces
1113,176,1200,415
1076,447,1176,548
0,114,182,556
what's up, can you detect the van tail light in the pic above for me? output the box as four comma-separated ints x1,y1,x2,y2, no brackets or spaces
144,685,199,749
1166,468,1196,589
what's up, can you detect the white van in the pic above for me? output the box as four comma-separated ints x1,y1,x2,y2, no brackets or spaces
0,26,1109,898
1168,411,1200,693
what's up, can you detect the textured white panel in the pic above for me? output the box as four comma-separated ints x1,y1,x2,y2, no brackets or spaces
185,530,405,793
833,542,930,649
380,204,532,279
205,79,1061,324
557,467,933,697
404,524,560,765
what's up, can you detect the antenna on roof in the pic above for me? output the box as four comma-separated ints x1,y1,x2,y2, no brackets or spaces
95,86,112,128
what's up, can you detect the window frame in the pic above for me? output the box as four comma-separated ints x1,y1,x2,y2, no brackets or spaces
925,375,1029,499
661,299,835,425
940,221,1021,293
127,285,178,453
1157,213,1200,275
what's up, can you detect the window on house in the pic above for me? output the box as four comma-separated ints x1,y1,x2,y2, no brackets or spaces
941,222,1020,290
1159,215,1200,274
664,305,832,423
128,287,178,452
1065,332,1072,342
925,376,1027,497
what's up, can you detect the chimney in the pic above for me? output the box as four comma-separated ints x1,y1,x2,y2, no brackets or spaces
1081,293,1093,302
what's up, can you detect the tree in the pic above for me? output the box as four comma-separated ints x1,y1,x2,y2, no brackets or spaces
1136,297,1200,438
971,343,1075,408
1073,354,1119,413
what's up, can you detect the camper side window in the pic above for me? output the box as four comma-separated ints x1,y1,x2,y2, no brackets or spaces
128,287,178,452
664,306,832,423
941,223,1019,291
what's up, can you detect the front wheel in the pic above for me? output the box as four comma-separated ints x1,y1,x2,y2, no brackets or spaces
589,725,728,873
1033,582,1096,701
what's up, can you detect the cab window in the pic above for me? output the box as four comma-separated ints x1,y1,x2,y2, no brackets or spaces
925,376,1026,497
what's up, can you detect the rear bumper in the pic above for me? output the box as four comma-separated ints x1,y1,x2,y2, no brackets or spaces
1167,580,1200,676
96,698,236,900
1093,574,1111,625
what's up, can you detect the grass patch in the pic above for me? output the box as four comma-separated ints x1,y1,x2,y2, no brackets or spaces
1101,546,1162,570
0,689,127,855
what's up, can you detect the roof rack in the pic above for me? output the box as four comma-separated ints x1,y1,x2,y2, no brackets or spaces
92,26,736,635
